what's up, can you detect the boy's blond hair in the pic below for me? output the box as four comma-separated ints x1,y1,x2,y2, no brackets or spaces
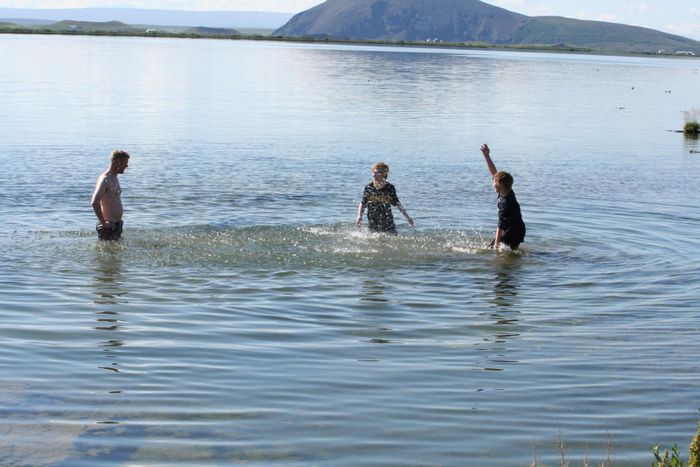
493,171,513,190
371,162,389,175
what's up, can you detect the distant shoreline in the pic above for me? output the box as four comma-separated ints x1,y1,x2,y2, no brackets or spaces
2,28,698,59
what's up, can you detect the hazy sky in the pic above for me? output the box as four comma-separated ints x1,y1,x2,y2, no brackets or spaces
2,0,698,40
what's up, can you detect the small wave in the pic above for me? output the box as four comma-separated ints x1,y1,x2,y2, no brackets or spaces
131,224,490,269
35,224,494,271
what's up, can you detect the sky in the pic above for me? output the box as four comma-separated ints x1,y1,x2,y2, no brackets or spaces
1,0,698,40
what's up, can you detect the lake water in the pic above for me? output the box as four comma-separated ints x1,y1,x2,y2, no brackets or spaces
1,34,699,466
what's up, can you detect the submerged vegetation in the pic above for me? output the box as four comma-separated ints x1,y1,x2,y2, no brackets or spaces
530,431,615,467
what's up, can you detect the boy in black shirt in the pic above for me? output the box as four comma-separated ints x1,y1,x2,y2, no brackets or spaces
356,162,414,233
480,144,526,251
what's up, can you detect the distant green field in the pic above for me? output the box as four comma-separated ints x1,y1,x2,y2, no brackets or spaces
235,28,275,36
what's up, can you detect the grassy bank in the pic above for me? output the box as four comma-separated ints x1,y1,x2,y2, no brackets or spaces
4,26,688,57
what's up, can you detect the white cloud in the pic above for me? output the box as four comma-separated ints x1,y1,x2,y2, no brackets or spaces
500,1,553,17
573,10,594,20
596,14,618,23
0,1,324,12
531,4,553,16
627,3,648,14
488,0,526,9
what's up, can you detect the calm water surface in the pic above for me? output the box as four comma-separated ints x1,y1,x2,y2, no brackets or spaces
1,35,700,466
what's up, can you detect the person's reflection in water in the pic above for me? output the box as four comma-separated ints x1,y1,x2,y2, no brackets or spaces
360,277,390,304
478,256,523,371
357,275,395,349
92,243,128,389
683,130,699,153
491,265,519,312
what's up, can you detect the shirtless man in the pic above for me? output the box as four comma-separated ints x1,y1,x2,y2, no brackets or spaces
91,150,130,241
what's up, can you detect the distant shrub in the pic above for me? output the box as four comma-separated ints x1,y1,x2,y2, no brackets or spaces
684,108,700,134
685,121,700,134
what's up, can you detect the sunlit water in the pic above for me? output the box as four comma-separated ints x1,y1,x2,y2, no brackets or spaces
1,35,700,466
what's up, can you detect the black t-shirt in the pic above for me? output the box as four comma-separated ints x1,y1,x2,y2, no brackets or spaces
497,190,525,231
362,182,399,232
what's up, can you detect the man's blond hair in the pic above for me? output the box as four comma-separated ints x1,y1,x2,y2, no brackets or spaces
111,149,130,161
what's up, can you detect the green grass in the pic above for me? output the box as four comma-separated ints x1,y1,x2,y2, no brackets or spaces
528,420,700,467
650,420,700,467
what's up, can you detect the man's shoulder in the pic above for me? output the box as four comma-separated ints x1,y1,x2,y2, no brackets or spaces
96,170,111,184
97,171,119,190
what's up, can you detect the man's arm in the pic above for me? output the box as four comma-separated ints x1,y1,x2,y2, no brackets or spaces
480,144,498,177
91,175,107,224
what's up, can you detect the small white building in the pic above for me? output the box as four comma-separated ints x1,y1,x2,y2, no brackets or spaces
675,51,696,56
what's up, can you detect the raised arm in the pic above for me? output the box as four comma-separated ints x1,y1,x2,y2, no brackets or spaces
480,144,497,177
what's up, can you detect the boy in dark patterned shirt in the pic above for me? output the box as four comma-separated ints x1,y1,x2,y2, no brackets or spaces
356,162,414,233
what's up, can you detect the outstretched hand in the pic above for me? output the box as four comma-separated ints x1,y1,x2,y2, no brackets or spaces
480,144,490,157
480,143,497,176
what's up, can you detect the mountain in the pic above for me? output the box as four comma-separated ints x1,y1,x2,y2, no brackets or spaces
510,16,699,53
0,7,293,29
275,0,526,43
0,18,243,37
273,0,700,54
